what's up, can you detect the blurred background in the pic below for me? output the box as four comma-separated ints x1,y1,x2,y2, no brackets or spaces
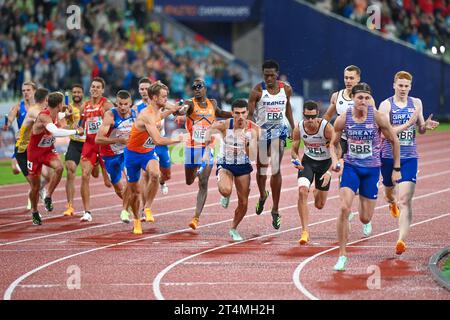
0,0,449,158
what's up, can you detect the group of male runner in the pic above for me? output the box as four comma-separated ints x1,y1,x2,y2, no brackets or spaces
5,61,440,272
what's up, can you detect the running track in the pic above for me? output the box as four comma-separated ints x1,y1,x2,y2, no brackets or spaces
0,132,449,300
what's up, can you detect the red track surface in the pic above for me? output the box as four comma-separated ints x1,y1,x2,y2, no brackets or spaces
0,132,449,300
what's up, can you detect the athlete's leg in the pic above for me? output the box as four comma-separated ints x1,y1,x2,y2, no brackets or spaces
144,159,160,210
81,159,93,212
194,163,212,219
232,173,251,230
217,167,234,198
337,187,356,257
185,167,197,185
65,160,77,207
269,138,285,212
46,156,64,198
397,182,415,241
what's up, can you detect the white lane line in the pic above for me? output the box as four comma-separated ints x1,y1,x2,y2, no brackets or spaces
152,187,450,300
292,212,450,300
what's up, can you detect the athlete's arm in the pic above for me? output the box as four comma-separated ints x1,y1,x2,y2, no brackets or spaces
378,99,417,135
103,101,114,112
330,114,344,161
324,121,338,171
247,123,260,162
247,85,261,121
3,103,19,130
95,110,125,145
290,125,301,161
415,98,439,134
284,84,295,132
323,92,338,121
204,120,226,155
213,99,232,119
144,115,182,146
375,109,401,173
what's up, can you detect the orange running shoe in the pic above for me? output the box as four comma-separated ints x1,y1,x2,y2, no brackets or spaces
298,230,310,245
144,208,154,222
389,203,400,218
189,217,199,230
63,203,74,216
396,240,406,255
133,219,143,235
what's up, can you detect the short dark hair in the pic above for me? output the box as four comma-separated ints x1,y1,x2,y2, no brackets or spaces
351,82,372,96
344,65,361,76
116,90,131,99
47,92,63,108
303,100,319,112
139,77,151,85
262,59,279,72
92,77,106,89
231,99,248,110
35,88,49,104
72,84,83,91
148,81,169,98
193,78,206,86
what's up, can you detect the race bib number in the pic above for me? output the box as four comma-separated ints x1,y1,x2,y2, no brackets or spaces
306,146,327,157
87,116,102,134
38,135,55,147
193,125,208,144
143,137,155,149
349,140,372,159
266,107,283,123
398,128,414,146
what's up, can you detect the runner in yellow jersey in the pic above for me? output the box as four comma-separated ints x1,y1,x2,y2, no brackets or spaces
63,84,86,216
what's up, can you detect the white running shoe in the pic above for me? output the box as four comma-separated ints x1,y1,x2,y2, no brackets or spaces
333,255,348,271
39,186,47,203
229,228,243,241
220,196,230,209
363,221,372,237
80,211,92,222
160,183,169,195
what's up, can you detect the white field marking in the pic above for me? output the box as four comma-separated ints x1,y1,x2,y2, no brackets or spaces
0,163,199,200
4,186,450,300
1,145,449,201
1,136,448,192
3,162,450,298
0,159,319,227
2,166,450,248
152,187,450,300
0,151,450,219
292,212,450,300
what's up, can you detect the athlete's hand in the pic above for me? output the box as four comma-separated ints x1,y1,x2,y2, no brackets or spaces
2,124,9,131
391,170,402,185
117,137,128,144
175,133,188,143
291,158,304,170
424,114,439,130
406,108,419,127
174,115,186,127
319,171,332,188
76,127,84,136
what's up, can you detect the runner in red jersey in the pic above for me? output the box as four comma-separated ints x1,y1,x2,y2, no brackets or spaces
79,77,114,222
27,92,84,225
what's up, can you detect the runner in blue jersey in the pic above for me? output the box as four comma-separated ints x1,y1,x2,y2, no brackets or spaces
379,71,439,255
3,81,36,175
330,83,401,271
96,90,136,223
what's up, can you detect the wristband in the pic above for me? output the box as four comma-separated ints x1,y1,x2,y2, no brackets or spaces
393,167,401,172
